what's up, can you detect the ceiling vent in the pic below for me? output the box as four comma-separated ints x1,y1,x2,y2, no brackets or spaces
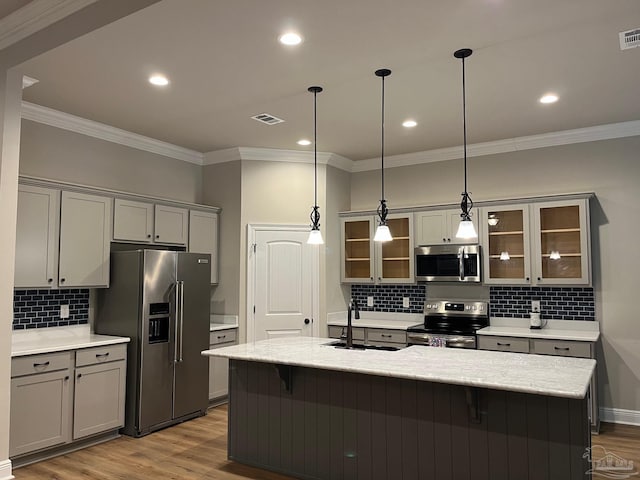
251,113,285,125
619,28,640,50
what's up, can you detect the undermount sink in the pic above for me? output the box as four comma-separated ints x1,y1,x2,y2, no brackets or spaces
325,340,401,352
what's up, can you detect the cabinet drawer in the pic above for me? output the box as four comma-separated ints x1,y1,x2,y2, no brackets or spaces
12,351,72,378
477,336,530,353
328,326,365,341
76,344,127,367
530,339,592,358
209,329,237,346
367,329,407,344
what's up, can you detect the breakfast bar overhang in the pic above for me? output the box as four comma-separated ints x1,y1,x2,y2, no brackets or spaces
203,337,595,480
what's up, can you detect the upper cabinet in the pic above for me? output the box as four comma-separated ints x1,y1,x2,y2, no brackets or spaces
341,213,414,284
188,210,219,284
15,185,60,289
481,198,590,285
414,208,480,246
59,191,112,288
113,199,188,245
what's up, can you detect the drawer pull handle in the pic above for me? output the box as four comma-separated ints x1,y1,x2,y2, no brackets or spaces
33,361,50,368
381,334,392,338
497,342,511,347
554,346,570,351
96,352,110,358
217,335,226,340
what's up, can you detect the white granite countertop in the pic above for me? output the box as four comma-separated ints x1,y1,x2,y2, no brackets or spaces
210,314,238,332
327,311,421,330
478,317,600,342
202,337,595,399
12,325,130,357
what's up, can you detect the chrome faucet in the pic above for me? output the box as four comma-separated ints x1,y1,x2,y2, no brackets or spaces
346,298,360,348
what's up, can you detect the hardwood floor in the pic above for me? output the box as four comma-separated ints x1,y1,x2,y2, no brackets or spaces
13,405,640,480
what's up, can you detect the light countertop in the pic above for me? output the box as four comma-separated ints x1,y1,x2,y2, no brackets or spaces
479,317,600,342
12,325,130,357
327,311,421,330
202,337,595,399
210,314,238,332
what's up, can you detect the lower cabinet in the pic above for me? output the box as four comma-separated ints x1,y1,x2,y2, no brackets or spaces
10,344,127,460
209,329,238,402
327,325,407,348
478,334,599,431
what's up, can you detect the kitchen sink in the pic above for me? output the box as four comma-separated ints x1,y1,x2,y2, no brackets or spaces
325,340,401,352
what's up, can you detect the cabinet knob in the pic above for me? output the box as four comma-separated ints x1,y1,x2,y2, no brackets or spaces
447,238,451,242
378,277,381,281
47,278,53,283
442,238,446,242
304,318,310,325
537,277,541,281
64,376,69,381
60,278,66,283
156,235,160,239
526,277,530,281
77,373,82,378
370,277,373,280
147,234,151,238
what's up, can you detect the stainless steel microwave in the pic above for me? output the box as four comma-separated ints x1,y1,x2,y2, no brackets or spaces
415,244,481,282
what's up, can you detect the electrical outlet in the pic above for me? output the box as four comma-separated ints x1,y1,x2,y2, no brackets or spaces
403,297,410,308
531,300,541,312
60,304,70,319
367,296,374,307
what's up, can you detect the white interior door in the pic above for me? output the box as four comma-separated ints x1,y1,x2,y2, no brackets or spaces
251,227,317,341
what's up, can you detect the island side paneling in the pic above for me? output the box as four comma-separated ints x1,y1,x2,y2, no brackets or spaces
228,359,591,480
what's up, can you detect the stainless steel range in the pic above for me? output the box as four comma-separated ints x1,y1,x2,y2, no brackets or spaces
407,300,489,348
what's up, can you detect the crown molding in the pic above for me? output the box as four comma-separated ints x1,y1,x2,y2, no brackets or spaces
203,146,354,172
21,101,204,165
0,0,97,51
352,120,640,172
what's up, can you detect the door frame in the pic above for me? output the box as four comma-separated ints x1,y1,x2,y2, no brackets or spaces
246,224,320,342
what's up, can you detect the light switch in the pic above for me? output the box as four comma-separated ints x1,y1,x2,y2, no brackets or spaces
531,300,541,312
60,304,70,319
403,297,410,308
367,296,374,307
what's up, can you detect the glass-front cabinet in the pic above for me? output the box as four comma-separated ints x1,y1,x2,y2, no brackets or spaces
481,198,590,285
340,214,414,284
481,205,532,284
532,199,590,285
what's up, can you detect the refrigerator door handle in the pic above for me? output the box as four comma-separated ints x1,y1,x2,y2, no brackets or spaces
174,281,180,364
178,280,185,362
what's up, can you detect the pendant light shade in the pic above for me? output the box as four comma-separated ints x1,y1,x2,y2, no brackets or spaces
374,68,393,243
307,86,324,245
453,48,478,240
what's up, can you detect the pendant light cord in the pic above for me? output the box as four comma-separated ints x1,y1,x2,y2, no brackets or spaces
313,88,318,208
381,74,385,202
462,55,468,195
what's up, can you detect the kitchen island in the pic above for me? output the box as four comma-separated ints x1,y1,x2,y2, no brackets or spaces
203,337,595,480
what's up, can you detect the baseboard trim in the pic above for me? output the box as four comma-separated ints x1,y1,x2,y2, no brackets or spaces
600,407,640,426
0,459,14,480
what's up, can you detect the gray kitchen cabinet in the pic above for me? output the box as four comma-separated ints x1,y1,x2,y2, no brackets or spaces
414,208,480,246
59,191,112,288
327,325,406,348
477,335,530,353
73,344,126,440
340,213,414,284
208,329,238,402
14,185,60,289
189,210,219,284
9,352,73,457
113,199,188,246
328,325,366,343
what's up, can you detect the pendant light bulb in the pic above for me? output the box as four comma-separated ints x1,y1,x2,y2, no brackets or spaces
454,48,477,241
374,68,393,243
307,86,324,245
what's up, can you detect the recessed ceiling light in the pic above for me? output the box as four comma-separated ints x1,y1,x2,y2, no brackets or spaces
539,94,558,104
279,32,302,46
297,139,311,146
149,74,169,86
402,120,417,128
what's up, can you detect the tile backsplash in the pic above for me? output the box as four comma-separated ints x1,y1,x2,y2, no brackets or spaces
489,286,595,321
350,284,595,321
350,284,426,314
13,289,90,329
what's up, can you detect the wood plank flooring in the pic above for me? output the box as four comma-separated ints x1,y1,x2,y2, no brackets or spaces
13,404,640,480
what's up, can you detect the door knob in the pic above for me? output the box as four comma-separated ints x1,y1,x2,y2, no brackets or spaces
304,318,311,325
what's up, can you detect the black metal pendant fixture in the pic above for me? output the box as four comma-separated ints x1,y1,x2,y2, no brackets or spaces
307,85,324,245
373,68,393,242
453,48,478,239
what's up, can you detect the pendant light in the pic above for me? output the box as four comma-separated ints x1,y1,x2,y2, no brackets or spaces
307,85,324,245
373,68,393,242
453,48,478,240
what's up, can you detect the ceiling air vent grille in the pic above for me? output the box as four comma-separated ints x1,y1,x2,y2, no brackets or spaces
619,28,640,50
251,113,285,125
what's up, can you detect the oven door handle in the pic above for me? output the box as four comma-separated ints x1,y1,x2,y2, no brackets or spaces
459,246,465,281
447,336,475,347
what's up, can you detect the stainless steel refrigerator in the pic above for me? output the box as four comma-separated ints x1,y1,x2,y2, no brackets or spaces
95,250,210,437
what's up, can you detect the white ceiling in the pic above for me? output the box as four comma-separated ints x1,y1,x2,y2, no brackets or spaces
15,0,640,161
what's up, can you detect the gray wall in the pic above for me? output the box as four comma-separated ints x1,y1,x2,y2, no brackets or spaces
351,136,640,413
19,120,202,203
